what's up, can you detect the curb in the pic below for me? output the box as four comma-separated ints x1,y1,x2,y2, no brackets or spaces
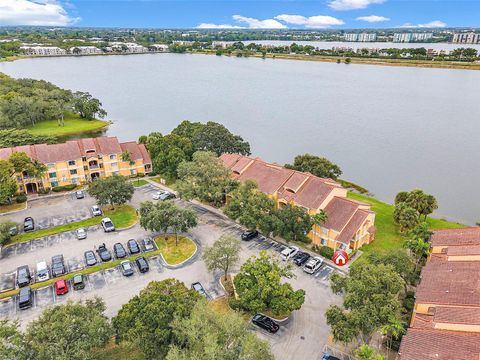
0,201,28,216
156,236,198,269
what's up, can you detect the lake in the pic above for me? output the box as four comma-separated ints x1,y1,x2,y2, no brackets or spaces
1,53,479,224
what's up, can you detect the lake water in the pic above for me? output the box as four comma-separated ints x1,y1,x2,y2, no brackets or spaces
1,53,479,224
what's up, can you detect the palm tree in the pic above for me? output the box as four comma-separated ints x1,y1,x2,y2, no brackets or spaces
381,316,405,352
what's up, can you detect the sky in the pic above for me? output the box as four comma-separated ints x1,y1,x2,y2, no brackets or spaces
0,0,479,30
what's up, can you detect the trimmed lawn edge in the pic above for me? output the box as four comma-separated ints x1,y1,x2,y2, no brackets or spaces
0,201,27,214
155,235,197,266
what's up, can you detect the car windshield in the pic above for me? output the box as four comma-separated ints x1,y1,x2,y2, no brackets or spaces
123,262,132,270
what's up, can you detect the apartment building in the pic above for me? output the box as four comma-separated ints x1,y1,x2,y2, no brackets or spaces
393,33,433,43
108,42,148,53
0,137,151,193
148,44,170,52
220,154,376,252
452,32,480,44
397,227,480,360
20,46,67,56
344,33,377,42
69,46,103,55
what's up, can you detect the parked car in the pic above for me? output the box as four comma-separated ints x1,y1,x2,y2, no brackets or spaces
84,250,97,266
96,243,112,262
142,237,155,252
72,274,86,290
127,239,140,255
51,255,66,277
75,190,85,199
120,260,134,277
113,243,127,259
16,265,31,288
9,225,18,236
159,192,176,201
152,190,166,200
241,230,259,241
18,287,33,310
191,282,208,298
135,256,149,273
76,227,87,240
101,217,115,232
321,354,340,360
23,217,34,232
91,205,102,216
292,251,310,266
252,314,280,334
36,261,50,282
303,256,323,274
55,279,69,295
280,246,299,261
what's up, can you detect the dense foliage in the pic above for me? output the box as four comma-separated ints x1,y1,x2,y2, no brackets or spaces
286,153,342,179
0,128,55,147
87,175,135,209
393,189,438,232
203,234,241,280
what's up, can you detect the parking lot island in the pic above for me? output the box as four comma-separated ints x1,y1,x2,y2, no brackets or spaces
155,235,197,266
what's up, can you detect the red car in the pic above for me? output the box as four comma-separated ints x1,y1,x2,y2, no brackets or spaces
55,279,69,295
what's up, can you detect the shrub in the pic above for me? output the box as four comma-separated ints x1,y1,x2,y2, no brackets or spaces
228,297,242,311
403,298,415,312
15,193,27,203
52,184,77,192
318,246,334,259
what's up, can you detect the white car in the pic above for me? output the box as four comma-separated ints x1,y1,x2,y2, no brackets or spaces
101,217,115,232
91,205,102,216
36,261,50,282
152,190,166,200
280,246,299,261
76,227,87,240
303,256,323,274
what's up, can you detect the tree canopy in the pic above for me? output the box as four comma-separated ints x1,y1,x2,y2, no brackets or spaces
0,129,55,148
0,320,27,360
112,279,200,359
395,189,438,219
0,159,17,204
87,175,135,209
285,153,342,179
234,251,305,316
203,234,241,280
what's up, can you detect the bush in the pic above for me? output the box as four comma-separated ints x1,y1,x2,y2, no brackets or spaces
318,246,334,259
403,298,415,312
297,236,312,244
15,193,27,203
52,184,77,192
228,297,242,311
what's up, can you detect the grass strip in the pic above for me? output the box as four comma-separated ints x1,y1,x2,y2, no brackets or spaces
155,235,196,265
132,179,148,187
0,202,27,214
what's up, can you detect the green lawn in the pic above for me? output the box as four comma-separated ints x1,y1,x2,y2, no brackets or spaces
155,235,196,265
27,113,109,137
132,179,148,187
10,205,138,244
150,176,177,190
0,202,27,214
348,192,464,255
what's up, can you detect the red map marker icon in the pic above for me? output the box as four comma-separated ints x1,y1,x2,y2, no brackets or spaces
332,250,349,266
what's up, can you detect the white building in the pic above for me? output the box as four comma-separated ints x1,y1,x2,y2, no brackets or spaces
148,44,169,52
393,33,433,43
69,46,103,55
452,32,480,44
344,33,376,42
108,42,148,53
20,46,66,56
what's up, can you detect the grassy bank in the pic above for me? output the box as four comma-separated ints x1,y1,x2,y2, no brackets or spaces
10,205,137,245
27,113,109,137
155,235,196,265
349,192,464,255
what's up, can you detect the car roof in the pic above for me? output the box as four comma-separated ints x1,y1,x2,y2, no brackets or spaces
56,279,66,286
36,261,47,268
102,217,112,221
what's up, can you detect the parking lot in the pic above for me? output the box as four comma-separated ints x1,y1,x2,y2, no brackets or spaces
0,183,342,359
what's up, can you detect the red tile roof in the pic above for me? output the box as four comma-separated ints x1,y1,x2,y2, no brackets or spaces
431,227,480,247
398,328,480,360
447,245,480,256
120,142,152,163
434,307,480,326
416,259,480,306
336,209,371,244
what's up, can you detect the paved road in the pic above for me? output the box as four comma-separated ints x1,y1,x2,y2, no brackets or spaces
0,184,342,360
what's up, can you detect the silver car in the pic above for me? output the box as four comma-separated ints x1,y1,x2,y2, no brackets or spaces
91,205,102,216
76,228,87,240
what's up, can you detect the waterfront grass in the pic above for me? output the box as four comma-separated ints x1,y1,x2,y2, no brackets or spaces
348,192,464,255
0,202,27,214
155,235,196,265
27,113,109,137
10,205,137,245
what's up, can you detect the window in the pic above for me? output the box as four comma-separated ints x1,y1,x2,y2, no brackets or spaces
68,160,76,166
321,238,327,246
70,169,77,175
51,181,58,187
47,163,55,169
49,172,57,179
130,169,137,175
109,154,116,160
71,178,79,184
111,162,118,169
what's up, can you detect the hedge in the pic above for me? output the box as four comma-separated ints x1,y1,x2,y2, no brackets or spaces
52,184,77,192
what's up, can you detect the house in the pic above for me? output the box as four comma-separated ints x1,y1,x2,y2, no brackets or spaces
220,154,376,252
69,46,103,55
0,137,151,193
20,46,67,56
397,227,480,360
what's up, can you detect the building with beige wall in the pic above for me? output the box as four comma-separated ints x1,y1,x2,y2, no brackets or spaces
0,137,151,193
220,154,375,252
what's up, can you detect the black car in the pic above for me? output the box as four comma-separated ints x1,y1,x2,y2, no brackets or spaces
97,244,112,262
127,239,140,255
23,217,34,232
191,282,208,298
113,243,127,259
292,251,311,266
241,230,259,241
84,250,97,266
18,287,33,310
135,256,149,273
51,255,66,277
16,265,31,288
252,314,280,334
120,260,134,277
321,355,341,360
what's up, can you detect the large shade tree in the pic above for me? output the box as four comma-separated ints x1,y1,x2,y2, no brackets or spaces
88,175,135,209
285,153,342,179
203,234,241,281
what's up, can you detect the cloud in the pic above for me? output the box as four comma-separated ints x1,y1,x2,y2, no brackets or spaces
197,23,243,29
401,20,447,28
328,0,386,11
275,14,344,28
0,0,79,26
356,15,390,23
232,15,286,29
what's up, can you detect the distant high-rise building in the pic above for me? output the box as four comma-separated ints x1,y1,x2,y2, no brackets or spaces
344,33,359,41
393,33,432,43
344,33,376,42
393,33,413,43
452,32,480,44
